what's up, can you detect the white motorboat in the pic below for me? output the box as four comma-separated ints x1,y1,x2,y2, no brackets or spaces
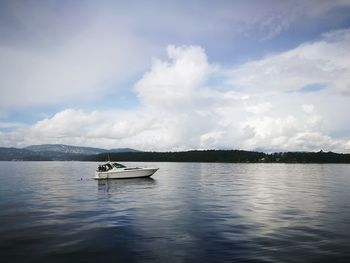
94,162,159,179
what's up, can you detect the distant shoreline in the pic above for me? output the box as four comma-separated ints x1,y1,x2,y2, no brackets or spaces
82,150,350,164
1,146,350,163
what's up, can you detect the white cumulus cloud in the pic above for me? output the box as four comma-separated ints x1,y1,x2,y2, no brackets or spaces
1,37,350,152
135,45,214,110
227,28,350,94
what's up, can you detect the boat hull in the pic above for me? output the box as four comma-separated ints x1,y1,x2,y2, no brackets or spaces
94,168,158,180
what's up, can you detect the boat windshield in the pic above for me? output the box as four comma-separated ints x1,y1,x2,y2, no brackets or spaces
97,163,113,172
113,163,126,168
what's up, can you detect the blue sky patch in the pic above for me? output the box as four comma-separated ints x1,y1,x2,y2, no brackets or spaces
298,83,327,93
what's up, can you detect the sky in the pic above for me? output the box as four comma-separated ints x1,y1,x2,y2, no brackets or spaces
1,0,350,152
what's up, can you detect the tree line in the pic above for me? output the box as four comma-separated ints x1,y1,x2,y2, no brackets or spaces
82,150,350,163
2,147,350,163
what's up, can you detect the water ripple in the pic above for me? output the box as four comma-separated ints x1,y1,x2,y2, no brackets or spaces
1,162,350,262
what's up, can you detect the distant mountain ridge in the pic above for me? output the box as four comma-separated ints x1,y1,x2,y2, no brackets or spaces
0,144,140,161
1,145,350,163
0,147,51,161
25,144,106,155
24,144,140,154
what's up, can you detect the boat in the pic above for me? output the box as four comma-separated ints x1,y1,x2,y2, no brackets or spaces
94,162,159,179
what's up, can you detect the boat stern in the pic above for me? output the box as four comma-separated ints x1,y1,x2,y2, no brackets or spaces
94,171,108,180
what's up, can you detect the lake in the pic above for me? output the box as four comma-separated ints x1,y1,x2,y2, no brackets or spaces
1,162,350,262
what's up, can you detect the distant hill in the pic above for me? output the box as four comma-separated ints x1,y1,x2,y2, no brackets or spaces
25,144,107,155
0,144,140,161
83,150,350,163
108,148,140,153
1,145,350,163
0,147,51,161
25,144,140,154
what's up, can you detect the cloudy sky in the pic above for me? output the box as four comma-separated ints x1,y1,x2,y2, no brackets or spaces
1,0,350,152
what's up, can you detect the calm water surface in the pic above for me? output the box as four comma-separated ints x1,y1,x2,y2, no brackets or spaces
1,162,350,262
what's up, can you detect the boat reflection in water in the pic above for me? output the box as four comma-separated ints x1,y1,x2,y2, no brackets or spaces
97,177,156,192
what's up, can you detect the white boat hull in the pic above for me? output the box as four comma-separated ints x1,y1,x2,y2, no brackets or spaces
94,167,158,180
